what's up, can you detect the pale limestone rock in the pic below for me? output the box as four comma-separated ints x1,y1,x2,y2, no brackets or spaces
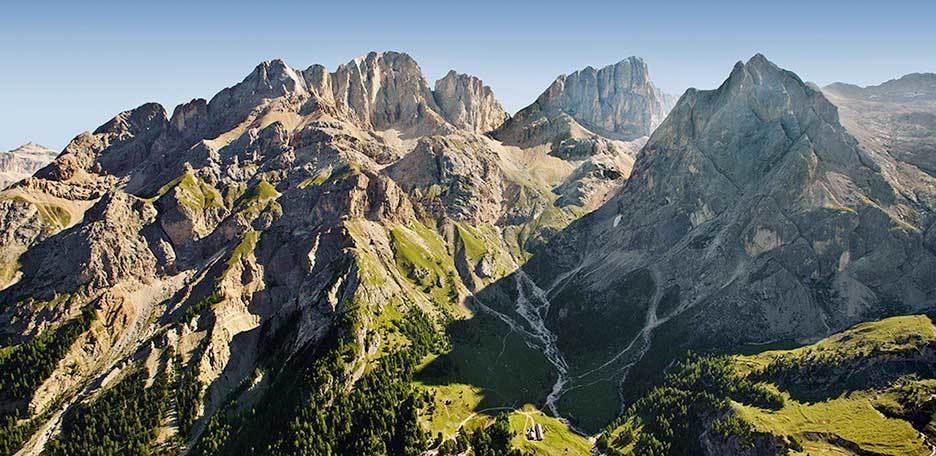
495,56,674,149
0,143,57,189
433,70,508,133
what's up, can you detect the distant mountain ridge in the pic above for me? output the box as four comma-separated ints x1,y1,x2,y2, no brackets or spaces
824,71,936,176
0,143,56,189
826,72,936,101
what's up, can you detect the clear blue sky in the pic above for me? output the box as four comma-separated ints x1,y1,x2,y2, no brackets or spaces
1,0,933,151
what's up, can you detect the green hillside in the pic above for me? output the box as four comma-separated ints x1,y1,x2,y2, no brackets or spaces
600,315,936,456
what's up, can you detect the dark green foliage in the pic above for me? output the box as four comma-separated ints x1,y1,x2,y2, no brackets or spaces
193,308,441,456
0,308,94,404
0,412,41,455
434,412,523,456
874,376,936,432
174,353,203,437
181,292,223,322
755,339,936,401
633,433,666,456
549,269,655,372
731,381,785,410
395,307,448,357
44,367,170,456
0,308,94,454
269,351,429,455
463,412,524,456
711,415,753,444
600,354,784,455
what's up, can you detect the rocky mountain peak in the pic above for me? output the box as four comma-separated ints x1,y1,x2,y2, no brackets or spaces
628,53,854,208
433,70,508,133
5,143,54,157
297,51,510,137
533,53,931,371
494,56,673,154
93,102,168,136
327,51,452,136
245,58,309,97
538,56,668,139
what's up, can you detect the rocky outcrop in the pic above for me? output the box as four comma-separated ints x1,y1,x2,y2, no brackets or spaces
5,191,158,303
317,51,453,136
553,149,635,209
306,52,508,137
433,70,508,133
0,143,57,189
495,56,673,150
36,103,169,183
384,134,505,224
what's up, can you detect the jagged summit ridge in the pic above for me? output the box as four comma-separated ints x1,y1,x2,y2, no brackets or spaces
652,52,858,187
495,56,673,150
433,70,508,133
204,51,508,137
540,56,668,137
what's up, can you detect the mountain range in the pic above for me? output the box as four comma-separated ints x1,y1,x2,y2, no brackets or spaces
0,51,934,456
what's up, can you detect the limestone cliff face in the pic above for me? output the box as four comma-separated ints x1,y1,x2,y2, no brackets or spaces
308,51,508,136
385,134,507,224
0,143,57,189
489,57,671,214
323,51,453,136
495,56,673,150
538,56,669,138
433,70,508,133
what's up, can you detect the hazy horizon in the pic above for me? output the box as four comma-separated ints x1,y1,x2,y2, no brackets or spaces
2,0,934,151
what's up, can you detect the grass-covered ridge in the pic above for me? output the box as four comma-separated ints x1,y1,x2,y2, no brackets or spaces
601,314,936,456
389,222,462,309
232,179,281,219
155,172,223,210
7,195,71,230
